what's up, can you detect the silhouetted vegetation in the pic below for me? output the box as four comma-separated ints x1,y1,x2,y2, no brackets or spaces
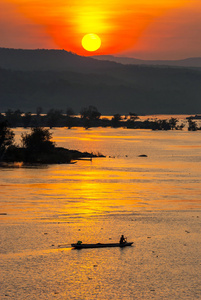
0,121,14,161
0,107,191,130
22,127,55,152
1,123,104,165
111,114,122,128
187,118,199,131
1,110,200,165
80,106,101,129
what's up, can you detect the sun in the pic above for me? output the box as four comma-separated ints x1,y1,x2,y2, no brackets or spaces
81,33,101,52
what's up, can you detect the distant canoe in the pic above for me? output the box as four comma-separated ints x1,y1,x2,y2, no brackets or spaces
71,242,133,249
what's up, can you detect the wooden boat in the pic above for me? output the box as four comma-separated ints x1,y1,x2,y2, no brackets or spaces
71,242,133,249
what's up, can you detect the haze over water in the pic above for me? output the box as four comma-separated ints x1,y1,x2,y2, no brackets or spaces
1,125,201,299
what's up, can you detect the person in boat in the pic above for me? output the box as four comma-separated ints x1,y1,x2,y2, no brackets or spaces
119,235,126,244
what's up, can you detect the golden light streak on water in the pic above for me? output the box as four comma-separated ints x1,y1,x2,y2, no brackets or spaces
1,127,201,299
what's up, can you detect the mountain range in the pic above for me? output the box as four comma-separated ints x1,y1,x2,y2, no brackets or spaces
0,48,201,115
92,55,201,68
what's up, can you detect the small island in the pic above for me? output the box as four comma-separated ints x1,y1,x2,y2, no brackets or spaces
0,122,104,166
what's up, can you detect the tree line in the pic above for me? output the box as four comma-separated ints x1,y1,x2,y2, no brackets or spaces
0,122,103,164
1,106,198,131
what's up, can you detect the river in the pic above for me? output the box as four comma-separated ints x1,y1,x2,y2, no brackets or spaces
0,126,201,299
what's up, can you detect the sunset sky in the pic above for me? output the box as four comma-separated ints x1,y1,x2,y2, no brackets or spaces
1,0,201,59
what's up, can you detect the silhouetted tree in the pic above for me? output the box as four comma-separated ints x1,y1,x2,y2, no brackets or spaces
0,113,5,122
66,108,75,117
188,118,198,131
126,112,139,128
111,114,122,127
80,106,101,120
65,108,76,129
47,109,63,128
158,119,171,130
168,118,178,130
80,106,101,128
21,127,55,153
5,109,23,127
129,112,138,121
22,112,32,128
0,121,14,161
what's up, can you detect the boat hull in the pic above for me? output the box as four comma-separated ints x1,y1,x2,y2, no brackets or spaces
71,242,133,249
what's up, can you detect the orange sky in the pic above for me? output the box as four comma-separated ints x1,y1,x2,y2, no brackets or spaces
0,0,201,59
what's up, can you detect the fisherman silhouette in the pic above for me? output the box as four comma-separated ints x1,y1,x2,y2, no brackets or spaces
119,235,126,244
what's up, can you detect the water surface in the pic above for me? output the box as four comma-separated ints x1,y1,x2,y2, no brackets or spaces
0,128,201,299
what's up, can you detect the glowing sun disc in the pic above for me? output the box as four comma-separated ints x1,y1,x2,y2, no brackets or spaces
82,33,101,52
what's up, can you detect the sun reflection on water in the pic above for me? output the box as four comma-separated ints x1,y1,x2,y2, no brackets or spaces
1,127,201,224
1,127,201,300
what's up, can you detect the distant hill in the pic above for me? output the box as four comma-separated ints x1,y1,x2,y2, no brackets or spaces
0,48,118,72
92,55,201,68
0,48,201,115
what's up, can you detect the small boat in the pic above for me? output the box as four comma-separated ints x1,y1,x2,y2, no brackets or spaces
71,242,133,249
